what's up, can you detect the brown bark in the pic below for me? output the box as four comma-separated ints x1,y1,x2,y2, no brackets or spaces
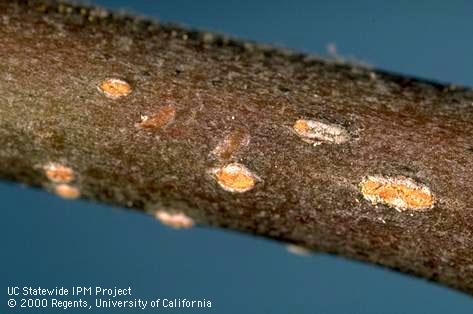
1,0,472,295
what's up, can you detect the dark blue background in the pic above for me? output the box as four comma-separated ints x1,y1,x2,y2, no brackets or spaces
2,1,473,313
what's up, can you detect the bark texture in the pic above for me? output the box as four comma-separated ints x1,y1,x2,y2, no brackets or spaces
1,0,473,295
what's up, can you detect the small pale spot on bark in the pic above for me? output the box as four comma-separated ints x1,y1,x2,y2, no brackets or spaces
210,163,259,193
136,105,176,130
43,163,75,183
360,176,434,211
211,128,250,160
54,184,81,199
98,78,132,99
154,210,194,229
293,119,350,145
286,244,312,256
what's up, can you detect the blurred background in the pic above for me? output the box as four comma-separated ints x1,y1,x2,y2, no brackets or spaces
2,1,473,313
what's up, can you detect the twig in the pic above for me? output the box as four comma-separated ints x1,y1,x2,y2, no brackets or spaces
1,0,472,295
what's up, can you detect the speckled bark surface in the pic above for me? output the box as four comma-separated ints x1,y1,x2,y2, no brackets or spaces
1,0,472,295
